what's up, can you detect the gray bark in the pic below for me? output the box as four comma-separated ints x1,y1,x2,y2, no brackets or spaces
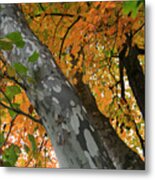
0,4,144,169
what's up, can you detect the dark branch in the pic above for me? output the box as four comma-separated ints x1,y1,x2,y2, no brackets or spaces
31,12,75,19
119,45,128,102
133,23,145,37
0,101,42,125
38,3,45,11
0,72,26,90
3,114,18,146
59,16,81,59
134,122,145,156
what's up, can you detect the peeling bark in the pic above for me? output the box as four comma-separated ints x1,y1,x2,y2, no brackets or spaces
0,4,145,169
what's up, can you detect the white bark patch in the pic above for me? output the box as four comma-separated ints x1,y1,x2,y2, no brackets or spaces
62,123,70,133
36,90,44,101
24,39,37,55
84,129,98,157
65,80,72,88
70,114,80,135
38,58,43,67
51,59,56,68
43,83,48,89
41,81,48,89
53,85,62,93
33,64,38,71
12,47,20,56
42,54,46,58
89,125,95,132
84,151,96,168
48,76,55,81
70,100,75,106
52,97,59,104
82,106,87,113
72,105,84,121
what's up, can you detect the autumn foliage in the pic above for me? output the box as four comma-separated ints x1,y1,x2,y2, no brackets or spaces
0,1,144,167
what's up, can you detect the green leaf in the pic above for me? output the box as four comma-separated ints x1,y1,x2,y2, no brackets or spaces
5,85,21,100
8,103,19,118
8,110,17,118
123,1,139,18
64,3,70,9
12,103,20,109
53,8,59,13
28,134,37,153
0,39,13,50
2,144,21,166
27,76,35,84
34,126,38,132
43,30,48,41
28,51,39,63
24,144,30,153
6,32,25,48
105,50,111,58
7,66,16,77
0,132,5,148
13,62,28,76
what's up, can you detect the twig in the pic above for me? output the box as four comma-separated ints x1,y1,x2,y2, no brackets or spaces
52,16,63,46
59,16,81,59
30,12,74,19
38,3,45,11
0,73,26,90
0,101,42,125
0,88,13,108
134,122,145,156
3,114,18,146
132,23,145,37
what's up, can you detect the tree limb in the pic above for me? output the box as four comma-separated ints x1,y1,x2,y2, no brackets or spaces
59,16,81,59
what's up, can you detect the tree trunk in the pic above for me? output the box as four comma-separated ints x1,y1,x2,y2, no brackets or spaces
0,4,144,169
124,45,145,119
119,44,145,119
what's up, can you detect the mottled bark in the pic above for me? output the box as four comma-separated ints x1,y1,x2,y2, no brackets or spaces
0,4,145,169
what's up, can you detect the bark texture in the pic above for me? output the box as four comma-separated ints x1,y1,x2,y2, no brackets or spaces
0,4,144,169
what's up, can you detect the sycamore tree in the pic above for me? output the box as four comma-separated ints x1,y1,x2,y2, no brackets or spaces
0,1,145,169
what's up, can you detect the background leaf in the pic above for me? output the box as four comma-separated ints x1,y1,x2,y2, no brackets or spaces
28,51,39,63
28,134,37,154
6,32,25,48
13,62,28,76
0,39,13,50
5,85,21,100
2,144,21,166
0,132,5,148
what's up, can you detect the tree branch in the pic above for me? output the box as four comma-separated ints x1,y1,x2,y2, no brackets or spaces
30,12,74,19
133,23,145,37
59,16,81,59
0,101,42,125
2,114,18,146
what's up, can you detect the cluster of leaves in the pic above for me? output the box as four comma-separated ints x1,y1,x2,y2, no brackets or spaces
21,1,145,159
0,1,145,167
